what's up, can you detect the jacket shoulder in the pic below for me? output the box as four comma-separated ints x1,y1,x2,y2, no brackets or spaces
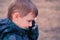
0,18,10,31
0,18,13,39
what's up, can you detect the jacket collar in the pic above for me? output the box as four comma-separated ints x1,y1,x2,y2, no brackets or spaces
6,18,29,35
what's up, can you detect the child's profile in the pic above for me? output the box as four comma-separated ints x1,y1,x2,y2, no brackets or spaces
0,0,39,40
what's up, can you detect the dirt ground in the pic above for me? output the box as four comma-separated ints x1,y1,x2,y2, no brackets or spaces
0,0,60,40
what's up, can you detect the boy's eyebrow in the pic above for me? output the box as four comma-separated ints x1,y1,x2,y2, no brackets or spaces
27,20,33,21
27,18,37,21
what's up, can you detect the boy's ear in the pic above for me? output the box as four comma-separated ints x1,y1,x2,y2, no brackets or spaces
12,12,20,19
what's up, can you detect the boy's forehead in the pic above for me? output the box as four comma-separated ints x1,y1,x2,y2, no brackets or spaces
27,12,35,17
23,12,36,20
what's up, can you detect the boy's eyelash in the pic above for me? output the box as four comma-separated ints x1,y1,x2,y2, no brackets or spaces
28,20,31,22
28,20,34,22
28,20,33,22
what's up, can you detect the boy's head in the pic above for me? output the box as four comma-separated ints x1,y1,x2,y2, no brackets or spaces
7,0,38,29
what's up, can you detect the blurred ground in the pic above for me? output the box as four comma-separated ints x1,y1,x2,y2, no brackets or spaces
0,0,60,40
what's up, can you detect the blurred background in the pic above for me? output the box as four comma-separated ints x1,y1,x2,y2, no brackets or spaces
0,0,60,40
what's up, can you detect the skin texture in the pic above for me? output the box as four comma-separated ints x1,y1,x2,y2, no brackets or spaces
12,12,36,29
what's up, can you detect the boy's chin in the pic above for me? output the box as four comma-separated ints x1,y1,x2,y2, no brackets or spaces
25,26,31,29
22,26,29,29
22,26,32,29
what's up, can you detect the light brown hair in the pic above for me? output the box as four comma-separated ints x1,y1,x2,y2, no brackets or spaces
7,0,38,20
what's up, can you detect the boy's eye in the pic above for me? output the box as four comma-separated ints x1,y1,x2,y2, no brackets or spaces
28,20,34,23
28,20,34,22
28,20,32,22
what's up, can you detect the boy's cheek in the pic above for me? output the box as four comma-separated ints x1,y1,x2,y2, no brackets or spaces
22,23,29,28
25,24,30,28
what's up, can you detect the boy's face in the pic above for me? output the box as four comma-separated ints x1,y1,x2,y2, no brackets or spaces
12,12,37,29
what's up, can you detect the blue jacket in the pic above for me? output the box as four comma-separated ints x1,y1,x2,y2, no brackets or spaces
0,18,39,40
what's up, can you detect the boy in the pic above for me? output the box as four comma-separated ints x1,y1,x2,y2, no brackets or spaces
0,0,39,40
